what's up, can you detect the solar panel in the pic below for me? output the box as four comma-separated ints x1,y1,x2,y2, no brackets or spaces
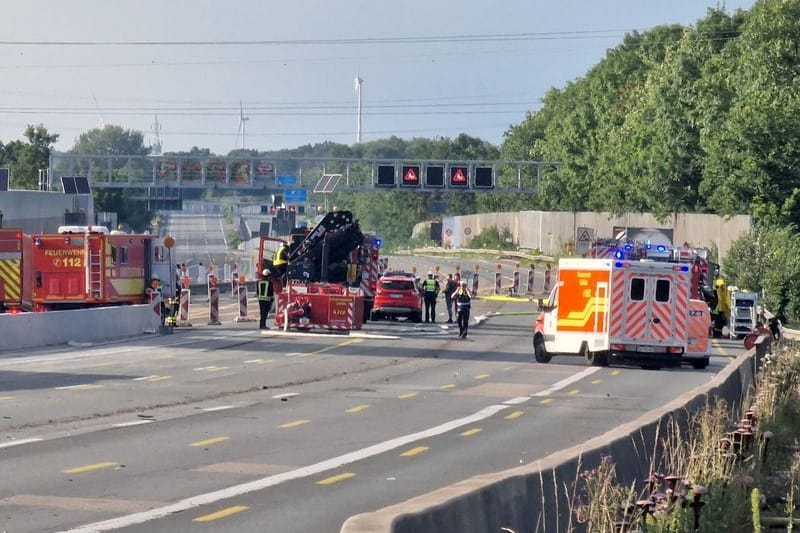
0,168,8,191
61,176,77,194
313,173,342,193
74,176,91,194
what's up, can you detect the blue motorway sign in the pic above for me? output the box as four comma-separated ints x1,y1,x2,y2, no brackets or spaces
275,174,298,186
284,188,308,204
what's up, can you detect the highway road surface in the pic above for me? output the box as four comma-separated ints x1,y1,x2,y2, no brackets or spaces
0,298,745,533
165,213,232,271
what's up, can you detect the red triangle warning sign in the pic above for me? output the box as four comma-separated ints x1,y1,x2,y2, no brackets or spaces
404,168,418,183
577,229,592,242
452,168,466,184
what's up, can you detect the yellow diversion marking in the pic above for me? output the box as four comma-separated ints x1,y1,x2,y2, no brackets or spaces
190,437,229,447
591,379,602,385
711,339,731,357
297,339,363,358
0,396,15,401
505,410,524,420
316,472,356,485
346,404,369,413
612,370,621,376
63,462,117,474
400,446,429,457
461,428,482,436
398,392,418,399
568,389,580,396
440,384,456,390
540,398,553,405
193,506,249,522
474,374,490,380
279,419,309,429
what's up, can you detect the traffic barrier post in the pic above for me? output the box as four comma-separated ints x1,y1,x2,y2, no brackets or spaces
234,285,255,322
526,265,536,295
177,288,192,327
207,286,222,325
472,264,480,297
512,263,520,295
494,264,502,295
231,268,239,300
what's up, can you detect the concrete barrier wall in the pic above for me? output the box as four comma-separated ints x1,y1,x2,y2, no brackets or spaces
0,305,160,353
341,342,764,533
443,211,752,261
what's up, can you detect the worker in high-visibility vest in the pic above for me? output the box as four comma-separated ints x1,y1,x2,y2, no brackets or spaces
422,270,440,323
257,269,275,330
273,241,289,279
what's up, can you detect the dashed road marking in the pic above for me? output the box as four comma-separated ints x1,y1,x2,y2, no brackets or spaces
0,438,43,449
202,406,236,412
504,410,524,420
245,358,273,364
63,462,117,474
540,398,553,405
474,374,490,380
400,446,429,457
133,375,171,382
591,379,602,385
295,339,364,358
55,384,104,391
189,437,229,447
346,404,369,413
113,420,153,428
193,366,228,372
272,392,299,400
279,419,309,429
398,392,418,399
568,389,580,396
193,506,248,522
533,367,600,397
0,395,16,401
612,370,621,376
316,472,356,485
460,428,482,436
440,383,456,390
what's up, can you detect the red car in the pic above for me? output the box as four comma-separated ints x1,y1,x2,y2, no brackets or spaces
370,273,423,322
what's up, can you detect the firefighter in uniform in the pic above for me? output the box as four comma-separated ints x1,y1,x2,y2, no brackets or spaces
712,278,731,337
273,241,289,279
422,270,440,323
455,280,472,339
257,269,275,330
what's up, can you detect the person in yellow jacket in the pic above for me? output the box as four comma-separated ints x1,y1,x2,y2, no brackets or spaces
273,241,289,278
713,278,731,336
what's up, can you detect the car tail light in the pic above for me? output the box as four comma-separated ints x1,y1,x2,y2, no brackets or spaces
610,343,626,351
668,346,684,354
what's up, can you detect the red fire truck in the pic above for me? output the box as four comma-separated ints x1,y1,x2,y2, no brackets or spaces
0,226,173,313
257,210,382,331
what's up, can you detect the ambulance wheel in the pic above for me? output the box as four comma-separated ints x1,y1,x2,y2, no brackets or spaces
584,345,608,367
690,358,709,370
533,337,551,363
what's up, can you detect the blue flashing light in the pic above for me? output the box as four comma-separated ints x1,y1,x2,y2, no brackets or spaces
656,244,666,252
624,244,633,251
645,243,652,250
614,250,624,260
681,265,689,272
374,238,382,248
615,261,623,268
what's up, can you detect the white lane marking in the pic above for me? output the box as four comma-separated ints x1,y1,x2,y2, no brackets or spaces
532,367,600,397
0,438,43,449
202,406,236,412
271,393,299,400
57,404,510,533
503,396,530,405
113,420,154,428
54,384,102,390
133,375,159,381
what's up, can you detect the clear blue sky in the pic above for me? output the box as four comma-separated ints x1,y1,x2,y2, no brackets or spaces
0,0,756,155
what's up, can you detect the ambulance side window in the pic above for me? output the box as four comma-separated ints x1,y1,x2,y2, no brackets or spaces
110,246,117,264
655,279,670,302
630,278,645,301
119,246,128,265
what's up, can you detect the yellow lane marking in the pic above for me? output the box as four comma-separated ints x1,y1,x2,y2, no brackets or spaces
711,339,731,357
540,398,553,405
63,462,117,474
505,410,524,420
244,358,274,364
400,446,429,457
461,428,482,436
612,370,621,376
279,419,310,429
297,339,363,358
398,392,418,399
474,374,490,380
591,379,602,385
440,384,456,390
193,505,249,522
568,389,580,396
0,396,15,401
316,472,356,485
346,404,369,413
54,384,104,391
149,376,172,382
189,437,229,447
193,366,228,372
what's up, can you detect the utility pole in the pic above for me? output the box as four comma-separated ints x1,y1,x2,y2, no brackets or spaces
150,115,163,155
238,100,250,150
354,73,363,144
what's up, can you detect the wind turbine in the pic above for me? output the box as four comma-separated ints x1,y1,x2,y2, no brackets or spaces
354,73,363,144
236,100,250,150
92,93,106,129
150,114,163,155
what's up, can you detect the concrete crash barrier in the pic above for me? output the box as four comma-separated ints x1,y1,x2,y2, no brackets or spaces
341,339,768,533
0,304,160,353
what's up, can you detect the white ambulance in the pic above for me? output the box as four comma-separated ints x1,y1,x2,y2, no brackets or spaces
532,257,708,370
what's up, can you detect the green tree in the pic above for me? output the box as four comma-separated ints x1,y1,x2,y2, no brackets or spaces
0,125,59,190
